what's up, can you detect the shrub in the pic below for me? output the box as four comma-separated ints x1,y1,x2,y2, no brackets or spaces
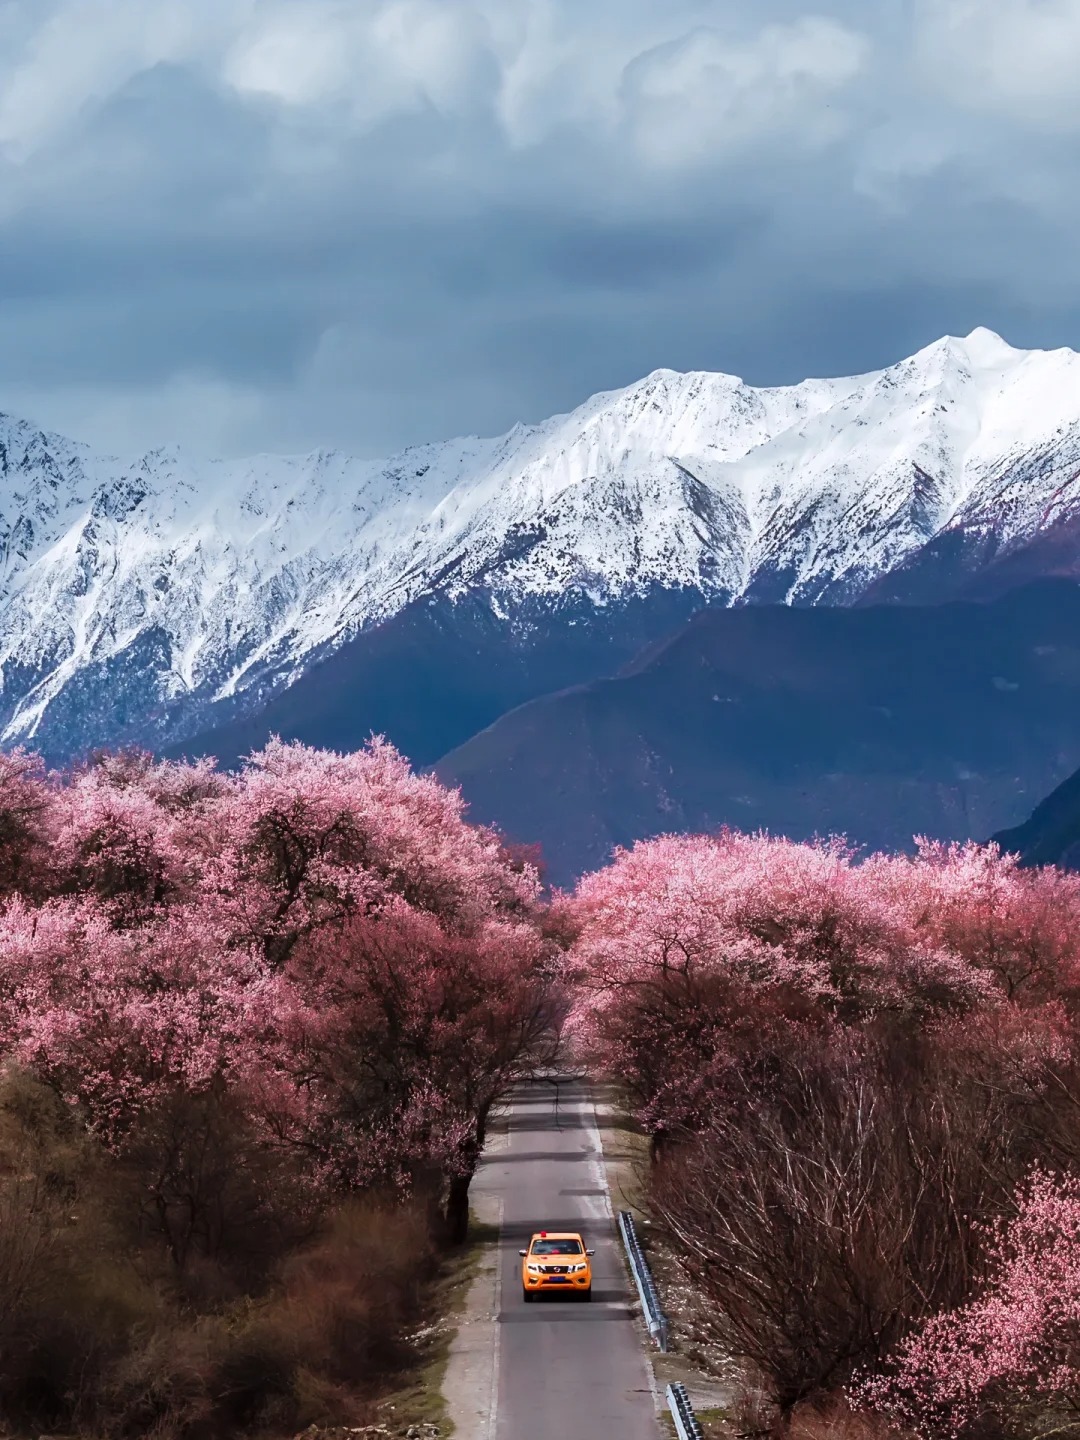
786,1398,907,1440
0,1074,443,1438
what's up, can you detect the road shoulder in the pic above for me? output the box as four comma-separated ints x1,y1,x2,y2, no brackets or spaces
441,1122,507,1438
592,1085,738,1421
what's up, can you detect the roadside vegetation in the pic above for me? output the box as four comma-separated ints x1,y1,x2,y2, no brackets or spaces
5,735,1080,1440
0,742,561,1439
566,831,1080,1439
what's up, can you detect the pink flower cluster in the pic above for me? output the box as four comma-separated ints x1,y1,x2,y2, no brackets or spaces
855,1169,1080,1437
566,831,1080,1128
0,740,551,1192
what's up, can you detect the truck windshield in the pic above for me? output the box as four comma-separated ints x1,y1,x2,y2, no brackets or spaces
531,1239,583,1255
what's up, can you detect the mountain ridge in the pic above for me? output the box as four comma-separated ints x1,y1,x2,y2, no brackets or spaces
5,326,1080,759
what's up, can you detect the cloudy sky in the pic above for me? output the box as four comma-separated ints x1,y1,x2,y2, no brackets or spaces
1,0,1079,460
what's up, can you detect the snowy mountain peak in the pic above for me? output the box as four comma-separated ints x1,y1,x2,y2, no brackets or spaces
960,325,1018,361
2,328,1080,759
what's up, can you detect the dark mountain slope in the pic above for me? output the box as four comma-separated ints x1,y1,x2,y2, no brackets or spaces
436,581,1080,884
993,767,1080,869
166,588,705,769
862,510,1080,606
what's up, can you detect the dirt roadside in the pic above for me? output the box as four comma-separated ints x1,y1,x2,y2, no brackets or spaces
592,1084,739,1428
439,1116,507,1438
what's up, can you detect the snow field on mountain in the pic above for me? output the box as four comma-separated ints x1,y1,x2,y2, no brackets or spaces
1,326,1079,748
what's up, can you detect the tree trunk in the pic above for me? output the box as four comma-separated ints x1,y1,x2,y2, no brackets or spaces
649,1126,668,1167
445,1169,472,1247
444,1107,490,1247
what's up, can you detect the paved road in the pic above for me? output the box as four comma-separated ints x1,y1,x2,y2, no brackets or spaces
476,1076,661,1440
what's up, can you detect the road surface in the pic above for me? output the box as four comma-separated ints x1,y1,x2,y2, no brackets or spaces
475,1076,661,1440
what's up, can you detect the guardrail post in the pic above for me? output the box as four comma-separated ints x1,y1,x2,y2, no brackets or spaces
666,1382,705,1440
617,1209,670,1353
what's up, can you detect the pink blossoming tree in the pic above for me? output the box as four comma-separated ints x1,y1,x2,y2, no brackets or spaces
0,737,560,1260
856,1168,1080,1439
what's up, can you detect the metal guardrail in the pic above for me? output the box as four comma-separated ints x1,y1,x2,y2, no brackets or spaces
617,1209,669,1351
666,1382,705,1440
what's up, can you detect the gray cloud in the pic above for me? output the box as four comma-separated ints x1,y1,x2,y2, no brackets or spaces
0,0,1079,460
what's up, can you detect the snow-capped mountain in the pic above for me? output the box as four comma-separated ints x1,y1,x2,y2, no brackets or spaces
3,325,1080,760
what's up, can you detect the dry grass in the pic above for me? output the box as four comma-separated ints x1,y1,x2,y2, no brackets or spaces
0,1069,483,1440
660,1405,736,1438
372,1214,501,1438
785,1399,905,1440
659,1394,904,1440
592,1080,651,1217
